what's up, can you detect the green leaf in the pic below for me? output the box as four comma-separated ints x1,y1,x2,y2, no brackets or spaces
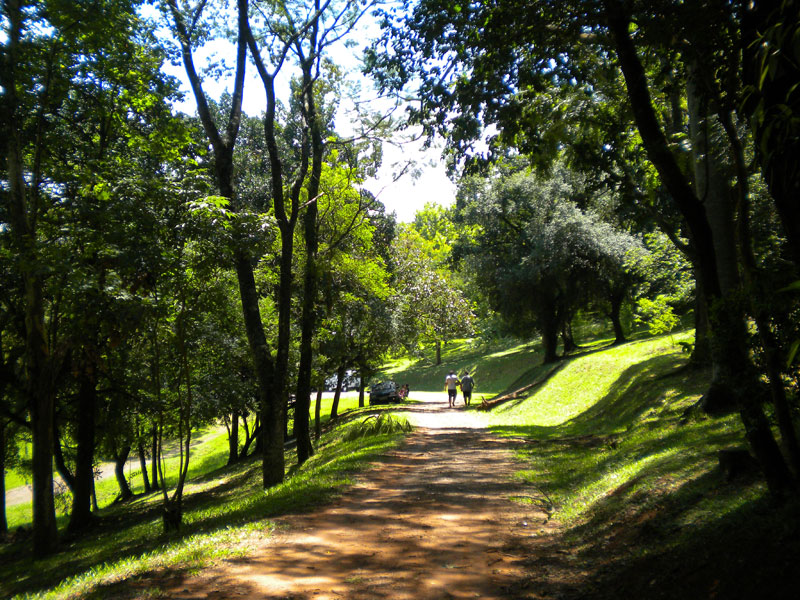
779,280,800,292
787,340,800,368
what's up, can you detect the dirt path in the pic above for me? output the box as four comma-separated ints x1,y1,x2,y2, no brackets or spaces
150,393,569,600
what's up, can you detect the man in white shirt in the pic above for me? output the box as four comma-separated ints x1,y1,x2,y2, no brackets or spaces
445,371,460,408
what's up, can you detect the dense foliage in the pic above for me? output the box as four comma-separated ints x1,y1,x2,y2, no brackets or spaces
3,0,800,578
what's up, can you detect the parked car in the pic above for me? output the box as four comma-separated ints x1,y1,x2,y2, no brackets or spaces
369,381,401,405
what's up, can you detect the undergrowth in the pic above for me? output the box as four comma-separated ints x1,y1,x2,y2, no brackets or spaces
343,414,413,441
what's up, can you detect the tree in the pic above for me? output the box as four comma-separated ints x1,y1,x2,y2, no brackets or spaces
159,0,289,488
368,0,797,496
244,0,376,472
389,227,474,364
455,166,641,362
1,0,193,554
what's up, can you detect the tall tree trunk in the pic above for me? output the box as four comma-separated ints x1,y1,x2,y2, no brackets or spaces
294,54,324,466
113,445,133,501
314,389,323,442
68,365,97,532
0,420,7,535
227,410,240,465
137,440,151,494
717,100,800,474
330,365,346,420
435,339,442,365
163,319,194,533
169,0,283,489
3,0,59,557
741,0,800,270
150,422,159,491
607,3,793,495
294,197,320,465
691,57,800,474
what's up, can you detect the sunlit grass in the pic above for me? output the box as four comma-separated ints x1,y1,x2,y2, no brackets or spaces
480,329,759,553
381,337,545,395
0,410,406,600
4,425,229,530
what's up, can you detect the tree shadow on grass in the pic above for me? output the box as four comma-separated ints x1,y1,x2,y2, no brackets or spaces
482,347,800,599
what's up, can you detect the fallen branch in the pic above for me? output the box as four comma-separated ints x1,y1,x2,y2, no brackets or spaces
478,364,563,411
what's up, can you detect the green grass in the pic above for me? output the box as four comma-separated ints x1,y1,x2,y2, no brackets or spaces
381,337,546,395
4,394,364,531
0,407,406,599
481,331,758,546
4,425,230,531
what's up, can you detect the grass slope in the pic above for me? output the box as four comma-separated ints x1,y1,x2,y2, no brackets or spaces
381,337,549,396
482,332,800,599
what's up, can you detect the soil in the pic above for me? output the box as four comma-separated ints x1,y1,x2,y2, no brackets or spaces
127,392,586,599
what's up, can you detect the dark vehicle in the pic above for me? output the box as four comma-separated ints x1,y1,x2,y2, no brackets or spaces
369,381,401,405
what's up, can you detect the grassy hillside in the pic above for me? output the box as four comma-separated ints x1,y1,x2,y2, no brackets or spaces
381,337,549,395
477,332,798,599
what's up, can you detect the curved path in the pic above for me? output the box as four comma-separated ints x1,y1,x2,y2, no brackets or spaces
157,393,558,599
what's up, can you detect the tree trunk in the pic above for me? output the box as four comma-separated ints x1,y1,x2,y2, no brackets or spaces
234,254,279,489
561,318,578,353
137,440,151,494
68,366,97,532
330,365,346,420
294,54,324,466
227,410,239,465
608,4,793,495
686,64,740,294
314,389,323,442
1,420,7,535
741,1,800,270
113,445,133,501
3,0,59,557
690,265,712,367
542,320,559,364
435,339,442,365
150,422,159,491
609,291,626,345
170,0,282,489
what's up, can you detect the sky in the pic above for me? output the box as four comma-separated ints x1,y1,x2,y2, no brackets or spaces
152,5,456,223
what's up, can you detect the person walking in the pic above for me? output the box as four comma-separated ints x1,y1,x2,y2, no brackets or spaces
460,370,475,406
445,370,460,408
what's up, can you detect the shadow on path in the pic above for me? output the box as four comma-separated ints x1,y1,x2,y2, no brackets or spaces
118,411,585,600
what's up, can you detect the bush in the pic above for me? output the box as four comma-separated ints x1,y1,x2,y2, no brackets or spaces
343,414,413,441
